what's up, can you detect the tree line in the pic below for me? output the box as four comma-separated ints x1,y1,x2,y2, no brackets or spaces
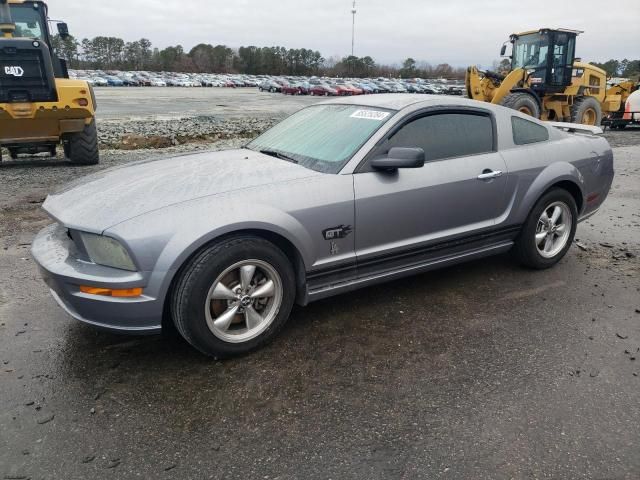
51,35,639,81
51,35,468,79
591,59,640,79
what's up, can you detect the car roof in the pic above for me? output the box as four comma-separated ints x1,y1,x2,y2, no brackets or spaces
319,94,497,112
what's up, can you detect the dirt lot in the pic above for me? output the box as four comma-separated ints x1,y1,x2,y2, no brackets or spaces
1,91,639,479
94,86,318,121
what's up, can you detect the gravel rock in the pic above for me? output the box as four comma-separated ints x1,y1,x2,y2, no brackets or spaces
97,116,277,150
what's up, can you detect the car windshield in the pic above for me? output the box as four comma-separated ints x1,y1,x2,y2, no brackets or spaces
512,33,549,69
246,104,394,174
10,3,46,40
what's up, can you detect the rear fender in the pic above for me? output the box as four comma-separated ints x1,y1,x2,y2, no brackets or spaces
512,162,585,224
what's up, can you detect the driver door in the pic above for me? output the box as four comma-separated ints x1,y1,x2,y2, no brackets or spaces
353,109,509,277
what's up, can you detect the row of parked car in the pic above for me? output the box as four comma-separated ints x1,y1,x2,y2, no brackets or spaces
68,70,465,95
259,77,464,96
69,70,262,88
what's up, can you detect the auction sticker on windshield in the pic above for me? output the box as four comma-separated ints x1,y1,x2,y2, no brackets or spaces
350,110,390,121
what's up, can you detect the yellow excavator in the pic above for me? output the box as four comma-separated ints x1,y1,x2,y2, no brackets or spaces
465,28,636,125
0,0,98,163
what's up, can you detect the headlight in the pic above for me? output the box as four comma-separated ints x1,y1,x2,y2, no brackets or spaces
80,232,137,271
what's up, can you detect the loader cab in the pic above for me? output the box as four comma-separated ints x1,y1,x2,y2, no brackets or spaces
509,29,579,95
2,0,68,78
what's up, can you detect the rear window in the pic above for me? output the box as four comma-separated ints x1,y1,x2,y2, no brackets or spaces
512,116,549,145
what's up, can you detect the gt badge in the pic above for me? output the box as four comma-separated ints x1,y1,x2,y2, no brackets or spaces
323,225,353,240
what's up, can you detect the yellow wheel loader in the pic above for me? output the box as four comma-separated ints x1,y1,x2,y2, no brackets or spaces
465,28,631,125
0,0,98,164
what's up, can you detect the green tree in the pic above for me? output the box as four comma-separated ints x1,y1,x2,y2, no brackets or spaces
51,34,79,67
399,57,416,77
592,59,620,77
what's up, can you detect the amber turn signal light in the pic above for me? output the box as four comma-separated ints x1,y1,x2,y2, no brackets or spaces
80,286,143,297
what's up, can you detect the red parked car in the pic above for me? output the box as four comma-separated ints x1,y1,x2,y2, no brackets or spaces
309,84,338,96
331,84,351,96
281,84,302,95
343,83,364,95
281,83,311,95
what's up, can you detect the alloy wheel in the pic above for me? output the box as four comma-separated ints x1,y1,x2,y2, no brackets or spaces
204,260,283,343
535,201,572,258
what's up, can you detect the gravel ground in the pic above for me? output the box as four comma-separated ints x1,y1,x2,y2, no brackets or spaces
1,90,640,479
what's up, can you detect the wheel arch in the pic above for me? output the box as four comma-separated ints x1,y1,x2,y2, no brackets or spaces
514,163,586,225
161,227,309,330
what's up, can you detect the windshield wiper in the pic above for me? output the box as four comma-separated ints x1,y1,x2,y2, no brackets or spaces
259,149,299,164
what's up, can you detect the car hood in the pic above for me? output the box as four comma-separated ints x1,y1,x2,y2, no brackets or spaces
43,149,319,233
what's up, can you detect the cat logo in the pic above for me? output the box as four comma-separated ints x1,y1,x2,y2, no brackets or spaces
4,66,24,77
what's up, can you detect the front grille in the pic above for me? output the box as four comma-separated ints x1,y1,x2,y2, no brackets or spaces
0,39,57,103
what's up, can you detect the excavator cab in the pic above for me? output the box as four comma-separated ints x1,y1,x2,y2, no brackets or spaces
507,29,579,95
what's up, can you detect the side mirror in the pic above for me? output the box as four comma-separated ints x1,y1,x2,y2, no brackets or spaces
371,147,425,170
500,44,507,56
57,22,70,39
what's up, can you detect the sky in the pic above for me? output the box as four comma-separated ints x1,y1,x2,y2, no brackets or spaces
49,0,640,68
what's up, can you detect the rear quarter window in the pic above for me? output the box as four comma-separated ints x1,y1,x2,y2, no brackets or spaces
512,116,549,145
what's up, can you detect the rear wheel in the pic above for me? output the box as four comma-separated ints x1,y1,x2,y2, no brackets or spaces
513,188,577,269
571,97,602,125
171,236,296,358
65,120,99,165
499,92,541,118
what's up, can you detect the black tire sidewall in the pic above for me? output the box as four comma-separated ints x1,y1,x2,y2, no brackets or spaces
172,236,296,358
515,189,578,269
500,92,541,119
571,97,603,126
67,120,99,165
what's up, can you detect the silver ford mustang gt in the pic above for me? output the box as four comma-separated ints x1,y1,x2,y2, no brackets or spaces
31,95,614,357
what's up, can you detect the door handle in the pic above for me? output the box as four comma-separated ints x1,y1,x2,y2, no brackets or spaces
477,170,503,180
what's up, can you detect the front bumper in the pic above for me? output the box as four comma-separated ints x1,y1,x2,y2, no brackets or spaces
31,223,163,334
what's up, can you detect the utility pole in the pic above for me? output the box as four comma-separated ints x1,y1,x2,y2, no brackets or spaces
351,0,356,57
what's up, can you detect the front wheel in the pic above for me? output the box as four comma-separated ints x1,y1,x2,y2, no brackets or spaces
64,120,99,165
512,188,578,269
171,236,296,358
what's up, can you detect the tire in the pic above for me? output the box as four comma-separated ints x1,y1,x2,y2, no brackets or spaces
171,236,296,358
65,120,99,165
499,92,541,118
8,148,18,160
512,188,578,269
571,97,602,126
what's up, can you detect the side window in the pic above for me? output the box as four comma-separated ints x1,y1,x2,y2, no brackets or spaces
511,116,549,145
381,112,494,162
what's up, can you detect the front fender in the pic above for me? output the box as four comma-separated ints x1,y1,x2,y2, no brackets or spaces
511,161,585,224
107,198,316,303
